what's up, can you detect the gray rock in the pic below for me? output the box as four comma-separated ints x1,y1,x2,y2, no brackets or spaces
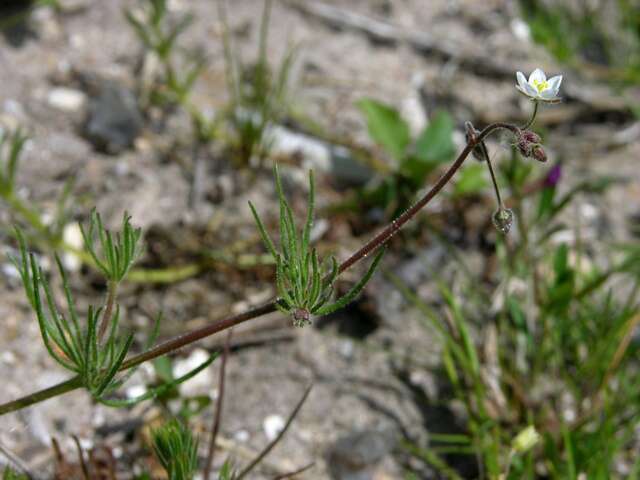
326,428,397,480
84,81,143,154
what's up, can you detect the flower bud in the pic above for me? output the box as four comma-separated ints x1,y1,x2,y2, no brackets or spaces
521,130,541,144
465,121,485,162
492,207,514,234
531,145,547,162
516,129,544,160
511,425,541,454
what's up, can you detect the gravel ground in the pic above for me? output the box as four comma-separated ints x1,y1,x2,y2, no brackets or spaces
0,0,639,478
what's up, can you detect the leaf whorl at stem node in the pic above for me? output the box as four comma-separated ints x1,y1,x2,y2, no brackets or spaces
251,164,384,327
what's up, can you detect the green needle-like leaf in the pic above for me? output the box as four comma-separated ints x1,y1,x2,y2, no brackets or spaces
314,248,385,316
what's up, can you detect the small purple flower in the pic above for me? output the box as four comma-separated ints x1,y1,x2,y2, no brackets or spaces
545,164,562,187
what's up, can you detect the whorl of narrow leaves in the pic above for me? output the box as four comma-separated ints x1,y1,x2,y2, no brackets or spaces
151,420,199,480
12,229,134,399
79,210,143,282
249,165,384,326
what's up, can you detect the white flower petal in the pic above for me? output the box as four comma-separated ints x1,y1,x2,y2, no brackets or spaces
516,71,528,90
528,68,546,85
539,89,556,100
547,75,562,94
522,81,538,97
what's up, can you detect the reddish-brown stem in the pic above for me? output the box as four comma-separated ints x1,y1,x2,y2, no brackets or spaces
121,302,276,370
204,329,232,479
97,280,118,340
0,121,518,416
338,121,517,273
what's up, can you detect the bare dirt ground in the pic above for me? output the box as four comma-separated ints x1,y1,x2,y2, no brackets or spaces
0,0,639,478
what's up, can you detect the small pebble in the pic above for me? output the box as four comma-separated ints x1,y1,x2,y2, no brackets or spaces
234,429,250,443
126,384,147,399
263,414,285,441
47,87,87,113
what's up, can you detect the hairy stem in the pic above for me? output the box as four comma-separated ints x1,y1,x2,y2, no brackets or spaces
338,121,517,274
97,280,118,340
0,121,518,416
0,376,82,415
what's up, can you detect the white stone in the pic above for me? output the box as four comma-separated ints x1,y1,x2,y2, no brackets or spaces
47,87,87,113
126,384,147,399
173,348,213,395
263,414,285,441
269,125,332,172
62,222,84,272
234,429,250,442
510,19,531,41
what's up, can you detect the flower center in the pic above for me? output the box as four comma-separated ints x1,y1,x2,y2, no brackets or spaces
532,79,549,93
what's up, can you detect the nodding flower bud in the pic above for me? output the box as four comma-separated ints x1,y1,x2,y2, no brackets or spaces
521,130,541,144
531,145,547,163
492,207,514,234
516,129,545,161
465,121,486,162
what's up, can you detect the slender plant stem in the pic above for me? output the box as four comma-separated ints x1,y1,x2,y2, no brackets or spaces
204,329,232,479
0,376,82,415
273,462,315,479
4,191,49,237
121,302,276,370
236,385,312,480
521,101,538,130
0,120,519,416
338,122,517,274
478,141,503,208
97,280,118,340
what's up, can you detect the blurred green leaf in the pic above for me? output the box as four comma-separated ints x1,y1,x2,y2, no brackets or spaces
536,185,556,220
356,98,410,161
414,111,455,163
401,112,456,183
453,163,488,196
2,468,28,480
153,356,175,384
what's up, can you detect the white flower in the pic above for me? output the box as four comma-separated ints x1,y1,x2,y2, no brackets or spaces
516,68,562,102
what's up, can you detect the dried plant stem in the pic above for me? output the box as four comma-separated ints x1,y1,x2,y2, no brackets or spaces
204,329,233,479
273,462,315,479
0,121,518,416
236,385,312,480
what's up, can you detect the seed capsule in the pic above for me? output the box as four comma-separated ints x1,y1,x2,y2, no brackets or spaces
492,207,515,234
